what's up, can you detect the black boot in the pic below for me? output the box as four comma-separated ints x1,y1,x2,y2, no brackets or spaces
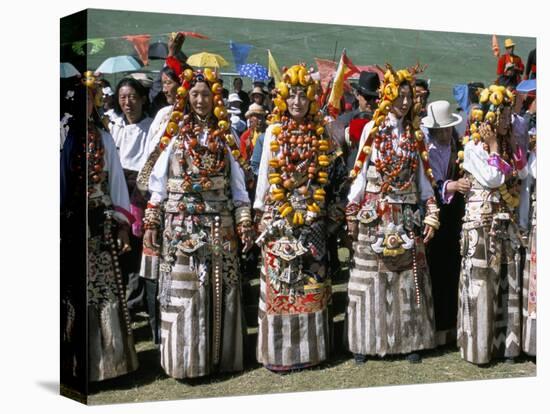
354,353,367,364
407,353,422,364
144,278,160,346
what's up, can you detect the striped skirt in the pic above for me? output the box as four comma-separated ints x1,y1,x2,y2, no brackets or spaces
457,224,522,364
522,225,536,356
257,247,331,370
346,222,435,357
87,236,138,382
158,233,244,379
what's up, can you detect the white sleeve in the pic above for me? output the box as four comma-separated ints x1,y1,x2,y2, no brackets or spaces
102,131,132,224
519,152,536,229
148,138,174,205
227,147,250,204
253,125,276,211
463,141,505,189
347,121,374,204
416,154,435,202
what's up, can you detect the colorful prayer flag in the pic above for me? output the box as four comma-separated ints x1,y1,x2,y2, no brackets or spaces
123,35,151,66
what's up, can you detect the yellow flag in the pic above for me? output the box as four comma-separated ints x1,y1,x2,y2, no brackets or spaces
267,49,282,84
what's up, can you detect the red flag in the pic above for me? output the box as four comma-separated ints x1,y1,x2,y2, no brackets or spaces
492,34,500,58
124,34,151,66
315,58,337,92
178,31,209,40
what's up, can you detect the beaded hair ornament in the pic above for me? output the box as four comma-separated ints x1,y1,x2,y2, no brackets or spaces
137,68,247,191
459,84,519,209
267,64,330,227
159,68,245,166
350,64,436,191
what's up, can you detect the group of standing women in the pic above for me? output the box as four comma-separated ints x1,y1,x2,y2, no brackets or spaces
60,59,536,386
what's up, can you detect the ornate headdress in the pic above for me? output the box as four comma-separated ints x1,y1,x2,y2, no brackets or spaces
458,84,519,208
269,64,322,124
137,67,247,190
266,64,331,227
349,63,436,189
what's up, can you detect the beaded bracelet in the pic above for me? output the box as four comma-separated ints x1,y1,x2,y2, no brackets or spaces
235,205,252,225
143,203,162,230
345,202,360,219
423,197,440,230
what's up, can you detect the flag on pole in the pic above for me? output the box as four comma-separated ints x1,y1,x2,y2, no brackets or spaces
327,49,360,117
267,49,282,84
492,34,500,58
123,35,151,66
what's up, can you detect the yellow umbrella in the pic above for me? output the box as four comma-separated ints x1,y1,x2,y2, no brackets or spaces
186,52,229,68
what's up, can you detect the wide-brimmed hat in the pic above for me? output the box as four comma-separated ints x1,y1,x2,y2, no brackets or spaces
245,103,266,118
129,72,154,88
250,85,267,97
504,38,516,48
228,93,242,103
421,100,462,129
352,71,380,98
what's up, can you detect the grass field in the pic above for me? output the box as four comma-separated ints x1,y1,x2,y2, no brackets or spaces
88,250,536,406
61,9,536,104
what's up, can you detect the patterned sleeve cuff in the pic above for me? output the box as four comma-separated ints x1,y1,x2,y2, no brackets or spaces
441,180,455,205
113,206,135,225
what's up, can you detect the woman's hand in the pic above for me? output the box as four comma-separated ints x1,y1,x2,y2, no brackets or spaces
117,227,132,254
479,123,498,153
143,228,159,249
168,32,185,57
449,177,471,194
423,224,435,244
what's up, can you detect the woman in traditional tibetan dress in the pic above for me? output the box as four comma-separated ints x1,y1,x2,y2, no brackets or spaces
520,146,536,356
61,72,138,382
345,66,440,364
519,132,536,357
141,68,253,379
456,85,528,365
254,64,348,371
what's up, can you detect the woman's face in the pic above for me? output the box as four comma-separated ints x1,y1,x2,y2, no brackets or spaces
252,94,264,105
497,106,512,135
118,85,144,123
162,73,178,104
286,87,309,121
391,83,413,119
189,82,213,117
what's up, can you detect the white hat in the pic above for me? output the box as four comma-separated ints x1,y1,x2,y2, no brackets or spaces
102,86,114,97
228,93,242,103
245,103,267,119
129,72,154,88
421,100,462,129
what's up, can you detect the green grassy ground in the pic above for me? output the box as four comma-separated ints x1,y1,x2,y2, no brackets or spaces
61,9,536,104
88,313,535,405
88,249,536,405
